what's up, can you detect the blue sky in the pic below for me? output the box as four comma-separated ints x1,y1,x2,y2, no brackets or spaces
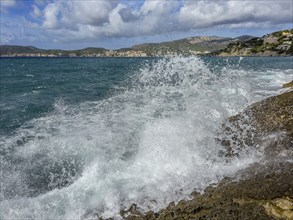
1,0,292,50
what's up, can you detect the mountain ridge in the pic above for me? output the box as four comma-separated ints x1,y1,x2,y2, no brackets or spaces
1,29,292,57
0,35,255,57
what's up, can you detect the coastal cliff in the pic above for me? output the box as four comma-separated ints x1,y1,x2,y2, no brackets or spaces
118,85,293,220
217,29,293,56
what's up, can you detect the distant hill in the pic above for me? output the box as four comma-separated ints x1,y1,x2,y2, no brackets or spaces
0,35,255,57
130,35,255,55
0,45,107,57
72,47,107,56
0,45,45,55
1,30,292,57
216,29,293,56
232,35,256,42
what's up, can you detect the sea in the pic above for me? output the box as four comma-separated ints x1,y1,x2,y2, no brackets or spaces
0,56,292,219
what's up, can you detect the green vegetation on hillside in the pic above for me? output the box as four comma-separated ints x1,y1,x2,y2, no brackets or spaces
0,45,107,57
1,29,291,57
131,36,254,56
217,29,293,56
0,45,45,55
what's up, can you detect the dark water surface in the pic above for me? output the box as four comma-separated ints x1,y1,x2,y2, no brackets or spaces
0,57,147,135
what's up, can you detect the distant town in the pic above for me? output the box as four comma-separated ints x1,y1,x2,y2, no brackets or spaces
1,29,292,57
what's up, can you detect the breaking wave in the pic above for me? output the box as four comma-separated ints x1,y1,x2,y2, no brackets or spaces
0,56,292,219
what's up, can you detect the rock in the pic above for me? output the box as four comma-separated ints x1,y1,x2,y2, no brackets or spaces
263,197,293,219
219,91,293,158
123,162,293,220
121,90,293,220
92,89,293,220
283,81,293,88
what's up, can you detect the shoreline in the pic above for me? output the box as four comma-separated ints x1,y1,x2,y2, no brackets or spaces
1,29,292,59
116,85,293,220
1,58,292,219
1,55,292,58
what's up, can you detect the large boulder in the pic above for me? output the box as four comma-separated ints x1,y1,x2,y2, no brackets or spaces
219,91,292,159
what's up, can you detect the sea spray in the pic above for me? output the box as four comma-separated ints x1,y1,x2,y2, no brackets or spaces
0,56,292,219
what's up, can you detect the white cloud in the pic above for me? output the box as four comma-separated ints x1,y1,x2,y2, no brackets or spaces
140,0,178,16
177,1,293,31
1,0,16,8
39,0,119,31
32,4,42,18
1,0,292,46
34,0,292,40
43,2,61,29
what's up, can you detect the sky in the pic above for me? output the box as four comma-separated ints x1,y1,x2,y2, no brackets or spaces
1,0,292,50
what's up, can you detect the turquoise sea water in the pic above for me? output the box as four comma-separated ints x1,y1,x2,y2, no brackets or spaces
0,56,292,219
0,58,145,135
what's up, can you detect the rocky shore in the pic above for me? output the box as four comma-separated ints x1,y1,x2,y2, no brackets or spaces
217,30,293,57
114,84,292,220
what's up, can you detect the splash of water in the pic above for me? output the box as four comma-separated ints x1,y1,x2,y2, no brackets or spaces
0,56,292,219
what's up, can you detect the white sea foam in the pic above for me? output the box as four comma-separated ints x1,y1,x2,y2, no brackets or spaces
0,56,292,219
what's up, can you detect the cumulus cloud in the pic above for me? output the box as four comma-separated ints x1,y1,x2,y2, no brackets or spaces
32,0,292,40
1,0,292,45
34,0,119,30
1,0,16,8
177,1,293,30
43,2,61,29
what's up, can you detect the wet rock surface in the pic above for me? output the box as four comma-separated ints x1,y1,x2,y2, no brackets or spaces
283,81,293,88
219,90,292,159
122,162,293,220
99,89,293,220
